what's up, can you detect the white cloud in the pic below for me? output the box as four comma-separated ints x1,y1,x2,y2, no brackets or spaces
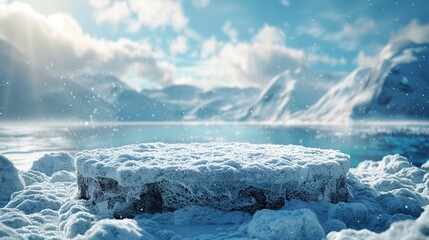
394,20,429,43
201,36,218,58
88,0,111,10
90,0,188,32
309,53,347,66
354,51,377,68
94,1,131,25
280,0,290,6
222,21,238,42
299,17,376,51
0,2,173,90
193,25,304,87
252,24,285,45
170,36,188,55
192,0,210,8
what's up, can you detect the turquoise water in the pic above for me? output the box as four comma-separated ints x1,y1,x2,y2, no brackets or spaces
1,122,428,170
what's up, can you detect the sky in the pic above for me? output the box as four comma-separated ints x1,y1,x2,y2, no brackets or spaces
0,0,428,90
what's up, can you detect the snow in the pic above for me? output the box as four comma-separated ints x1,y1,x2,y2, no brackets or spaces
31,152,75,176
76,143,349,217
0,156,24,202
297,40,429,122
247,209,325,240
2,145,429,239
76,219,152,240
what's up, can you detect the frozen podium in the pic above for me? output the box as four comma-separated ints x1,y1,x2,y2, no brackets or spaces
76,143,349,218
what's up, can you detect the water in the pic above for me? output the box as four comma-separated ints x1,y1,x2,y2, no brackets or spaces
1,122,428,170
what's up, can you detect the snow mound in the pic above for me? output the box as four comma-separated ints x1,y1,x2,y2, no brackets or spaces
31,152,75,176
247,208,325,240
327,206,429,240
76,219,153,240
5,182,72,214
0,222,25,240
19,170,48,186
76,143,349,217
351,154,429,206
58,200,97,239
50,171,76,183
0,156,24,202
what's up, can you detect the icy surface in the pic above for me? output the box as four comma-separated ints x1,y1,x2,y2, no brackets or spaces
31,152,75,176
1,150,429,239
0,156,24,202
76,143,349,216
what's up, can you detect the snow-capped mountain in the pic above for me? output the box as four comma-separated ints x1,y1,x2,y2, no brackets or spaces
0,39,258,121
239,66,342,121
296,40,429,122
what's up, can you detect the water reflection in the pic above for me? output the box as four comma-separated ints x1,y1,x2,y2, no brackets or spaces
0,122,428,170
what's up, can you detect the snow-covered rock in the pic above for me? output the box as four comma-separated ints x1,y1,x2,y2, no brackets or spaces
0,156,24,202
31,152,75,176
247,208,325,240
76,143,349,217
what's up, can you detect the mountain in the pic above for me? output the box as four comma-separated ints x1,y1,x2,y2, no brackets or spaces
296,40,429,122
185,87,260,121
0,40,115,121
0,39,258,121
239,66,343,121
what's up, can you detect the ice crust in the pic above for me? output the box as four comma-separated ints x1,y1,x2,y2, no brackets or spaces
75,143,350,216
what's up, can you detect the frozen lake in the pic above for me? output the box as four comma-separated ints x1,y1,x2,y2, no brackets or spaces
1,122,428,170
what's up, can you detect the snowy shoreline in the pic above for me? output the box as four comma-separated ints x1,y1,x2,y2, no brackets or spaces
1,144,429,239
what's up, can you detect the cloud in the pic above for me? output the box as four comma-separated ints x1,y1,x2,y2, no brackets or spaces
170,36,188,55
354,51,377,68
90,0,188,32
0,2,173,90
89,0,110,10
299,17,376,51
222,21,238,42
393,19,429,43
192,25,304,88
309,53,347,66
280,0,290,6
192,0,210,8
201,36,218,58
94,1,131,25
252,24,285,45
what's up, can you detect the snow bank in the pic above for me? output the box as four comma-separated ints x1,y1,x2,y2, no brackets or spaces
0,222,25,240
247,208,325,240
19,170,48,186
76,143,349,217
31,152,75,176
0,156,24,202
76,219,153,240
327,206,429,240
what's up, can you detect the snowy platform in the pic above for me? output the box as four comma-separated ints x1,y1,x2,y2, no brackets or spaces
75,143,350,218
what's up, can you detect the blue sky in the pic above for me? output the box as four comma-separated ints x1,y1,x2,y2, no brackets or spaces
1,0,428,90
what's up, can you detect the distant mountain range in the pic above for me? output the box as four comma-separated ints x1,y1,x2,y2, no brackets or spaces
295,39,429,122
1,37,428,122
